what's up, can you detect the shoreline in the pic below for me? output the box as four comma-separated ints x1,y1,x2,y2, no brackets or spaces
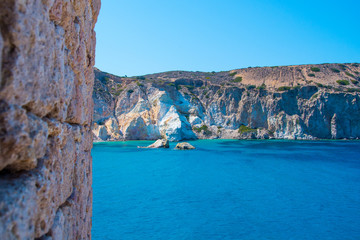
93,138,360,144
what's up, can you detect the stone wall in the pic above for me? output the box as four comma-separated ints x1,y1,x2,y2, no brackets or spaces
0,0,100,239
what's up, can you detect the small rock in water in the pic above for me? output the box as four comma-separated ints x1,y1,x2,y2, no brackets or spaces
138,139,169,148
175,142,196,150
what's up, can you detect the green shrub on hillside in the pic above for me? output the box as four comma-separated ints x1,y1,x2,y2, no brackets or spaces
315,83,333,89
102,76,110,84
346,88,360,92
238,125,256,134
127,89,134,94
228,72,237,77
311,67,321,72
277,86,291,91
339,64,347,70
193,125,211,135
185,85,194,91
308,73,315,77
231,77,243,83
331,68,340,73
336,80,350,85
351,80,359,85
136,76,146,80
257,83,266,90
345,72,355,78
246,85,256,90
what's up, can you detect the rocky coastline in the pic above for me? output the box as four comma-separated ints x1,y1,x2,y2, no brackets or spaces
93,63,360,141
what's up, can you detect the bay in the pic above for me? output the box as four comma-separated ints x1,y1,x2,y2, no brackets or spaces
92,140,360,240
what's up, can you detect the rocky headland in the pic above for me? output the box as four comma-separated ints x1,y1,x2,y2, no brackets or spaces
93,63,360,141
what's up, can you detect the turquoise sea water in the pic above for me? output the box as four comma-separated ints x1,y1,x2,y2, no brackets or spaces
92,140,360,240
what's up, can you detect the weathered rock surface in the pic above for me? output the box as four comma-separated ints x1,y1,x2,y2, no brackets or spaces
93,64,360,141
0,0,100,239
139,139,170,148
175,142,196,150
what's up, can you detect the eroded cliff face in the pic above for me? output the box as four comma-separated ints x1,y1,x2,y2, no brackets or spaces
93,63,360,141
0,0,100,239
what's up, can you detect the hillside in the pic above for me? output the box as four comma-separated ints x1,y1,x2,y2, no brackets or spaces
93,63,360,141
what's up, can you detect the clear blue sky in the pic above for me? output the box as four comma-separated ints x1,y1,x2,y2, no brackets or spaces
95,0,360,77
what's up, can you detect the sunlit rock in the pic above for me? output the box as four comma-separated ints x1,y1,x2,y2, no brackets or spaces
175,142,196,150
139,139,170,148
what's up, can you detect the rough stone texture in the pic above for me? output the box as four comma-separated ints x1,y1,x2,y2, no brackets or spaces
93,64,360,141
0,0,100,239
175,142,195,150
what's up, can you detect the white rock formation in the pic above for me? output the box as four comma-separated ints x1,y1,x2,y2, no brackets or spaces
139,139,170,148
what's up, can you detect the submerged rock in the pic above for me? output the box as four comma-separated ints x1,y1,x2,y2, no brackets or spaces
139,139,169,148
175,142,196,150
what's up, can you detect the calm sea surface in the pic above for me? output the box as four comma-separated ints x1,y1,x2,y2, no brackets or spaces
92,140,360,240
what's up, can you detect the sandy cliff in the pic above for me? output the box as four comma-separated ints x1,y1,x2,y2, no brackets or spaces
93,63,360,141
0,0,100,239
